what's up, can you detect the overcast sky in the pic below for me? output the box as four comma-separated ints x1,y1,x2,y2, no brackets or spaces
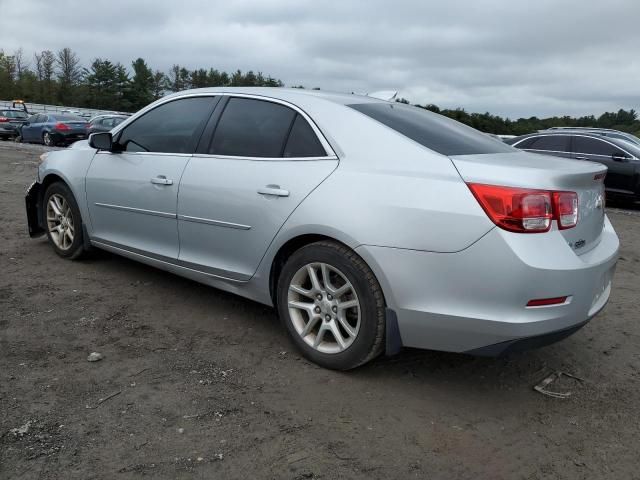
1,0,639,118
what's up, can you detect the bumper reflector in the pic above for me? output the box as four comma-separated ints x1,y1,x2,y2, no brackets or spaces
526,296,568,307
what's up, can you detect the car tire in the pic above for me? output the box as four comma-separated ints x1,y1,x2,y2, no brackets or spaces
43,132,55,147
42,182,86,260
276,240,385,370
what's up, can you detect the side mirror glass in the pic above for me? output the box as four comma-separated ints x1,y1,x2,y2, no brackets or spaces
89,132,113,151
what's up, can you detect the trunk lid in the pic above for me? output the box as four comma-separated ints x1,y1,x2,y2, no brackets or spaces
450,151,607,255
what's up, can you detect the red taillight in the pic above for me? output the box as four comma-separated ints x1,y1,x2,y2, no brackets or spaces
467,184,553,233
553,191,578,229
55,122,70,131
468,183,579,233
0,117,8,123
526,296,568,307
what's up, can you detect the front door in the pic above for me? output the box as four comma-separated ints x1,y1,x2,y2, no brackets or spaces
572,136,636,194
85,95,218,259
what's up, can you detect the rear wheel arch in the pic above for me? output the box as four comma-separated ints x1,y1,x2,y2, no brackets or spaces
269,234,387,307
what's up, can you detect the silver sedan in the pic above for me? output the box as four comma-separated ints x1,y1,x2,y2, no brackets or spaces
25,87,619,369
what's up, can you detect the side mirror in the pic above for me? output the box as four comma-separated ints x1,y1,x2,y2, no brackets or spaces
89,132,113,151
612,153,629,162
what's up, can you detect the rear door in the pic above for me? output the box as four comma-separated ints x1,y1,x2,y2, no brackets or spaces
86,96,217,259
517,135,573,159
572,135,636,194
178,96,338,280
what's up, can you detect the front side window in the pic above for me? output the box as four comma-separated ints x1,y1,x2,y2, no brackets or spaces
574,136,625,157
118,97,216,153
526,135,571,152
348,102,515,156
209,98,296,157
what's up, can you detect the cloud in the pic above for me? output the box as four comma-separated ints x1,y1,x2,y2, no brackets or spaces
1,0,638,117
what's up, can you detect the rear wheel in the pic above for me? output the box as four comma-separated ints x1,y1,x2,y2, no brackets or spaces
277,241,385,370
43,182,86,259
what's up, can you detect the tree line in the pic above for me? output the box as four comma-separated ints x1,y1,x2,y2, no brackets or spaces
1,47,637,136
396,99,640,137
0,47,283,112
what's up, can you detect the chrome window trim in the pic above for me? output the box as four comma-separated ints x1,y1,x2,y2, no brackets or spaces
191,153,338,162
177,214,251,230
94,202,176,219
110,92,337,160
513,134,638,160
95,151,193,158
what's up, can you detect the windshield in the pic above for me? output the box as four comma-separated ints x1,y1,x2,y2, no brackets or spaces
348,102,515,156
53,115,86,122
0,110,29,119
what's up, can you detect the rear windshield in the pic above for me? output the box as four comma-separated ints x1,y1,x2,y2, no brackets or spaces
0,110,28,119
348,103,515,156
53,115,85,122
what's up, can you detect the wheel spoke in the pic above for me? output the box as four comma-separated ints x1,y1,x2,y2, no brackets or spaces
313,324,328,348
328,321,347,349
300,316,320,337
338,299,358,310
289,284,314,299
307,265,322,292
288,300,315,316
49,199,62,216
337,314,357,338
333,282,352,298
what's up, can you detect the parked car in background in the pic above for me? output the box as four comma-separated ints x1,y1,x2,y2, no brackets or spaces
0,108,30,140
543,127,640,146
87,115,128,135
20,114,88,146
507,131,640,202
25,88,619,370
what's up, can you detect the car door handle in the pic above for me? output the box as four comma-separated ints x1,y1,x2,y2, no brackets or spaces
257,185,289,197
575,156,588,160
150,175,173,185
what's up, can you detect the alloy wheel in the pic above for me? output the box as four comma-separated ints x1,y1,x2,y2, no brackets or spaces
287,262,361,354
43,132,52,146
46,193,75,250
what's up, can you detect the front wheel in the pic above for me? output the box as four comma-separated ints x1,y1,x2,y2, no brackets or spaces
43,132,55,146
43,182,86,259
277,241,385,370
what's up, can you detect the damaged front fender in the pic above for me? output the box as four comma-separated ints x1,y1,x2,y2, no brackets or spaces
25,181,45,237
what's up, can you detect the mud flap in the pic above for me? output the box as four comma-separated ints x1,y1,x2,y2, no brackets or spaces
385,308,403,356
25,182,45,237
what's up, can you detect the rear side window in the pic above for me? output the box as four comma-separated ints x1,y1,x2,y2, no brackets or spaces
574,136,624,156
118,97,216,153
284,114,326,157
526,135,571,152
348,103,514,156
512,137,536,149
210,98,296,157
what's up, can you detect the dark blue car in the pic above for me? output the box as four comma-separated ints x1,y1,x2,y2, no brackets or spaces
20,113,88,146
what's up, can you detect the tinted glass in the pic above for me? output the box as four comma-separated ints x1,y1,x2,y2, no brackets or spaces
210,98,296,157
574,136,624,156
513,137,536,148
283,114,326,157
118,97,215,153
0,110,28,119
348,103,514,156
52,114,85,122
526,135,571,152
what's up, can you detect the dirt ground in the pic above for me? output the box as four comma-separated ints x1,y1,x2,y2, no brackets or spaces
1,141,639,480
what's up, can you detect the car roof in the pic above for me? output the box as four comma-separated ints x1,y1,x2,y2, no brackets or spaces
163,86,386,106
511,130,640,153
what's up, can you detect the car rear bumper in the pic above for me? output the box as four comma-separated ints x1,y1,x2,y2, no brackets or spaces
356,216,619,355
0,126,19,136
51,132,87,144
